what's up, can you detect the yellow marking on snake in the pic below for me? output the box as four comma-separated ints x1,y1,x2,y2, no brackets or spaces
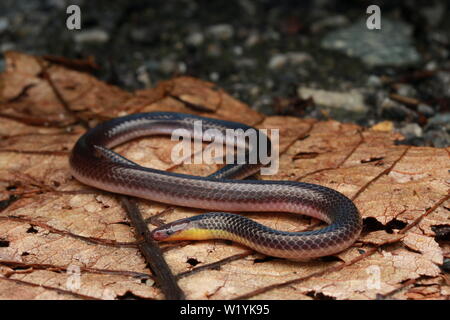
161,228,250,245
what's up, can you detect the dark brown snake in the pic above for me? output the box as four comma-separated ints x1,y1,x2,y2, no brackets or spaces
69,112,362,260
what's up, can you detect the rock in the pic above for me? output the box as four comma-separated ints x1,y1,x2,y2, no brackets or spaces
380,97,417,121
209,72,219,82
178,62,187,74
268,54,288,70
245,31,260,47
185,31,204,46
367,75,382,87
398,123,423,139
0,17,9,33
265,79,274,89
73,29,110,44
417,104,435,117
321,18,421,67
159,58,177,74
427,113,450,127
423,128,450,148
436,71,450,98
287,52,313,65
425,60,439,71
395,84,417,98
298,87,369,113
268,52,312,70
0,42,15,52
233,46,243,56
206,24,234,40
371,121,393,132
136,65,152,88
310,15,349,33
249,85,260,97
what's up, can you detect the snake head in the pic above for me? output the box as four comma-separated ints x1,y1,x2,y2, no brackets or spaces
151,215,216,242
151,219,191,241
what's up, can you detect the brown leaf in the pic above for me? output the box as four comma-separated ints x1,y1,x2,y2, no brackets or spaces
0,52,449,300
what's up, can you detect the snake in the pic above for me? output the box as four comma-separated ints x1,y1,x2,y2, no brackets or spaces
69,112,362,260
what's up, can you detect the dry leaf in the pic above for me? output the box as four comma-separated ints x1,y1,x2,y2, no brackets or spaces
0,52,448,300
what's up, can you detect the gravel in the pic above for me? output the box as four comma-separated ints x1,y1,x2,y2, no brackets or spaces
321,18,421,67
0,0,448,147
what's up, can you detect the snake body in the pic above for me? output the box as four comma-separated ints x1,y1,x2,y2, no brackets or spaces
69,112,362,260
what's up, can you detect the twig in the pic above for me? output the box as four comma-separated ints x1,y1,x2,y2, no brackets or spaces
176,251,253,279
0,260,153,280
120,197,185,300
0,276,99,300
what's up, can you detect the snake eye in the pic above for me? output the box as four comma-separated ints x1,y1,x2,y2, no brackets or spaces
152,228,170,241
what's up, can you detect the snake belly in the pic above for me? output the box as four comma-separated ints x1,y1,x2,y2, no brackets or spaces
69,112,362,260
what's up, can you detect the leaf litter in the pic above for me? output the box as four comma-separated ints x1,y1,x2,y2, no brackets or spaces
0,52,448,300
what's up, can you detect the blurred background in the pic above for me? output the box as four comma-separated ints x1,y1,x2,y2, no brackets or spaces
0,0,449,147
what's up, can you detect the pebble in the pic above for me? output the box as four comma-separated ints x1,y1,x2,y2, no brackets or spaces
395,84,417,98
268,52,312,70
436,71,450,98
424,128,450,148
425,60,439,71
185,31,204,46
159,58,177,74
1,1,448,151
298,87,369,113
178,62,187,74
233,46,243,56
288,52,313,65
265,79,274,89
310,15,349,33
380,97,417,121
268,54,288,70
321,18,421,67
367,75,382,87
417,104,435,116
73,29,110,44
371,121,393,132
136,65,152,88
398,123,423,139
0,17,9,33
427,113,450,127
0,42,15,52
249,85,260,97
245,31,260,47
206,24,234,40
209,72,219,82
